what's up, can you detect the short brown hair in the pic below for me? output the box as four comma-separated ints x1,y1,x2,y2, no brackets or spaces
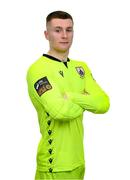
46,10,73,24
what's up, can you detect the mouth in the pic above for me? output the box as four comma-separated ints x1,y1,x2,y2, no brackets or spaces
59,42,69,43
59,42,69,45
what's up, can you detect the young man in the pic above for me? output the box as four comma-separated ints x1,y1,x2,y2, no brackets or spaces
26,11,110,180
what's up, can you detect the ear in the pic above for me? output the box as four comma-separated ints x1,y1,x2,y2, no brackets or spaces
44,30,49,40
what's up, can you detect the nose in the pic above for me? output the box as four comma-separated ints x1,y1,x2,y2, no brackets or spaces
61,30,67,38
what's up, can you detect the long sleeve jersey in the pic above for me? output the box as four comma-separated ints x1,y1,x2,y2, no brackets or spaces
26,54,110,173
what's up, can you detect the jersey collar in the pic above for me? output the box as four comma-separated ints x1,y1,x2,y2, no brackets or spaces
43,54,70,63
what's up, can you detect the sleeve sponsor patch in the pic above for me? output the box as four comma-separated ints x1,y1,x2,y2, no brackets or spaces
34,76,52,96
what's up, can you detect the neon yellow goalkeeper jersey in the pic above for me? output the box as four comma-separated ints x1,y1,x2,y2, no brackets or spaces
26,54,110,173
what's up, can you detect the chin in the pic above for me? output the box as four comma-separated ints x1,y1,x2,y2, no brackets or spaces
58,49,69,53
56,46,71,52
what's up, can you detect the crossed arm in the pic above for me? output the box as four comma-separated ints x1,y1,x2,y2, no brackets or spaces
62,62,110,114
26,66,84,122
26,62,110,122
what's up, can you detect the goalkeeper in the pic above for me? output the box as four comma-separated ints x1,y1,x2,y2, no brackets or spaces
26,10,110,180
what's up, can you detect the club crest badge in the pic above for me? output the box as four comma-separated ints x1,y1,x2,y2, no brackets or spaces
75,66,85,78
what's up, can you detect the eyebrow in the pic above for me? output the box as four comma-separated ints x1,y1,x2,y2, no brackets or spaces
54,26,73,29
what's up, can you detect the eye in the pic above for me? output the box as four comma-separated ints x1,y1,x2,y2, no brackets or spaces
66,29,73,32
55,29,61,32
55,30,60,32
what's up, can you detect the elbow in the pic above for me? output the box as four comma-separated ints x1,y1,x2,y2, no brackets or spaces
95,95,110,114
101,99,110,113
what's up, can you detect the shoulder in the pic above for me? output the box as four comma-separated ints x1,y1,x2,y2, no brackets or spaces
27,56,45,72
26,56,49,79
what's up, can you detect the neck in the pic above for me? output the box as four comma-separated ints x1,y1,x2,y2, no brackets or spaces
47,49,69,62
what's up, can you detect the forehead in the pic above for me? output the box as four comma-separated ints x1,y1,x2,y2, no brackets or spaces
48,18,73,28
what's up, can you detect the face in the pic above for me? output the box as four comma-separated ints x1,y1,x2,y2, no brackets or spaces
44,18,74,53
